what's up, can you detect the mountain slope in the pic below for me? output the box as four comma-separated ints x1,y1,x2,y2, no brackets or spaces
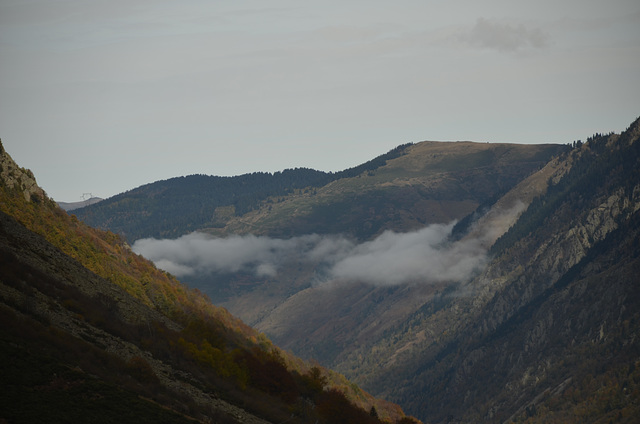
211,141,564,241
72,143,414,241
74,140,565,370
74,141,564,242
0,140,417,423
224,142,574,364
347,119,640,422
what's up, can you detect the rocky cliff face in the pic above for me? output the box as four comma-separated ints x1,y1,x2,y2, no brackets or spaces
0,140,46,202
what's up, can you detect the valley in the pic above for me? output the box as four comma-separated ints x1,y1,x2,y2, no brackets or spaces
11,116,640,423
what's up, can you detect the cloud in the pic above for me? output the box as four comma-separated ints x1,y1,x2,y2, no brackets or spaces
132,233,330,277
132,203,526,286
460,18,549,52
328,223,487,285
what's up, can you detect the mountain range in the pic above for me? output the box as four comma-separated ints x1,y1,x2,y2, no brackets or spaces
4,115,640,423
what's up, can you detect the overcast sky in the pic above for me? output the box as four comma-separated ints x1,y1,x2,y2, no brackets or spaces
1,1,639,201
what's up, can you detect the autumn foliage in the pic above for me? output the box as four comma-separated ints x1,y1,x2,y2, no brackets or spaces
0,152,417,423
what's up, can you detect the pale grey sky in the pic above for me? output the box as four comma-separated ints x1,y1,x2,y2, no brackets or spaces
1,0,639,201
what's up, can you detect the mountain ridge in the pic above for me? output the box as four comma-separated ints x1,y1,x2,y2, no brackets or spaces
72,142,414,241
74,140,565,242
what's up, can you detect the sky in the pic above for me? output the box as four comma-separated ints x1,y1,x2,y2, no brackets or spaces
1,0,639,202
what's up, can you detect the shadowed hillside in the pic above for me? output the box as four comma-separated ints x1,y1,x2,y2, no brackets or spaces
0,140,418,424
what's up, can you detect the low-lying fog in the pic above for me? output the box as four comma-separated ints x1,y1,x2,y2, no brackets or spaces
132,202,525,286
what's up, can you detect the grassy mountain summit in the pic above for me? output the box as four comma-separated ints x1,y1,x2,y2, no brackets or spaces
0,141,417,423
212,141,565,240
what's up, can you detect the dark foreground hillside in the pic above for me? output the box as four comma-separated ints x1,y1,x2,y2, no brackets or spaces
0,141,417,423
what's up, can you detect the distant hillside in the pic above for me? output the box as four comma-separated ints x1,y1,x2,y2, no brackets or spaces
74,141,564,242
0,140,417,423
73,143,413,241
212,141,566,240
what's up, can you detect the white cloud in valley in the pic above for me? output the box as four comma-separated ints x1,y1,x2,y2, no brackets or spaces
328,223,487,285
133,219,498,287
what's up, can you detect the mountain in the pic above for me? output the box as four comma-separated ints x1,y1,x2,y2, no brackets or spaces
223,121,640,423
73,143,414,241
348,120,640,422
211,141,565,241
73,141,564,242
0,141,418,423
39,116,640,423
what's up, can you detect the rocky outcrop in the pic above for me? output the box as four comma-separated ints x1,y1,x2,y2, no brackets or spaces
0,139,47,202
